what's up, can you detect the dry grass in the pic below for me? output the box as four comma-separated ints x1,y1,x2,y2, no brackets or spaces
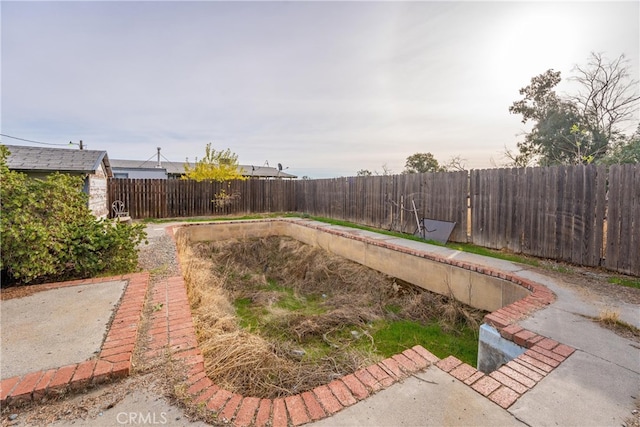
598,308,621,325
403,290,482,333
176,234,484,399
177,235,368,398
584,308,640,343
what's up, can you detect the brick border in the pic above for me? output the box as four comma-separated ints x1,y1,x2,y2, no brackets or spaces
155,219,576,425
436,337,575,408
0,272,149,407
148,273,441,427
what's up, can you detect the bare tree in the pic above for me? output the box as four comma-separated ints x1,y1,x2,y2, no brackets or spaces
442,155,468,171
501,144,535,168
377,163,394,176
570,52,640,143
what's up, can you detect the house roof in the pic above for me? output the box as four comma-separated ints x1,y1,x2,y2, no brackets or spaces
110,158,297,179
238,164,297,179
110,159,167,171
4,145,112,177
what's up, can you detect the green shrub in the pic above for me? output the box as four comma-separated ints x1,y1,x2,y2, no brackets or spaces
0,145,146,284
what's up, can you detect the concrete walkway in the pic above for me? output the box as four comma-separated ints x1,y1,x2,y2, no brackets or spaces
310,368,526,427
1,280,126,379
512,270,640,426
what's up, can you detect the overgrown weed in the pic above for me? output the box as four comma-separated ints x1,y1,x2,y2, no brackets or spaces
177,233,484,399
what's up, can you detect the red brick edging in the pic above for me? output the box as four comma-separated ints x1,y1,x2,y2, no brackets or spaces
0,272,149,407
147,274,442,427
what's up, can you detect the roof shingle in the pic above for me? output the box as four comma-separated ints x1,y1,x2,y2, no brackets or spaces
4,145,111,175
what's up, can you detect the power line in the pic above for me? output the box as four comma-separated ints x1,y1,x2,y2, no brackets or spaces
0,133,71,147
136,153,158,168
160,152,187,169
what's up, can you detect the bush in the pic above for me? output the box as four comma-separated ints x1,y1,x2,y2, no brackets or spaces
0,145,147,284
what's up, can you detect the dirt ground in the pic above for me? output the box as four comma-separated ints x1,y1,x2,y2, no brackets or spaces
533,259,640,342
537,259,640,306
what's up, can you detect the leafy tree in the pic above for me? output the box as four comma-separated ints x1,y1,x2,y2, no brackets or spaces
510,69,563,123
404,152,445,173
183,143,246,182
534,104,602,165
508,53,639,166
1,145,147,284
600,124,640,164
508,70,600,165
184,143,246,208
356,169,373,176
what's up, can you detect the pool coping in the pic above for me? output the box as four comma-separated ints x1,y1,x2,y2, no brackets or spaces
0,272,149,407
154,218,575,425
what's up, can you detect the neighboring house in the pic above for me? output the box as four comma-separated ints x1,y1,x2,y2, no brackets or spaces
110,159,168,179
4,144,113,218
111,158,297,179
237,164,297,180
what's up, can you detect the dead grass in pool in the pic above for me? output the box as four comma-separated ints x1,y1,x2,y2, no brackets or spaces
177,235,484,399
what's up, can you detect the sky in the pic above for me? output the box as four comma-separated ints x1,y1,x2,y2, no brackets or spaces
1,1,638,179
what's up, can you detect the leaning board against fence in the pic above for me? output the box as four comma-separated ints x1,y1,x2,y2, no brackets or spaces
294,172,468,242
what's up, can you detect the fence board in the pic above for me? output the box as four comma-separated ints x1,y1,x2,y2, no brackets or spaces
605,164,640,275
593,165,607,265
619,166,632,272
543,167,556,258
532,167,544,256
571,167,584,265
633,165,640,276
539,167,551,258
606,166,622,272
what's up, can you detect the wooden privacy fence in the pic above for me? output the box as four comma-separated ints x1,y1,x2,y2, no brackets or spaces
108,179,296,219
470,166,607,266
108,163,639,276
470,164,639,275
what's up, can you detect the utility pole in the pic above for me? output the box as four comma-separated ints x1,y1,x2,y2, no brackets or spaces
156,147,161,168
69,140,84,149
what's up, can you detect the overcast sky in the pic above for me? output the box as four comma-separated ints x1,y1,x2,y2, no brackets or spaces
2,1,638,178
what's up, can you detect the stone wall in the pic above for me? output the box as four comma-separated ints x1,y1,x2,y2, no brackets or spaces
88,164,108,218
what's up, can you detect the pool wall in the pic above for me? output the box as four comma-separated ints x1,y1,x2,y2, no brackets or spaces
178,218,529,313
